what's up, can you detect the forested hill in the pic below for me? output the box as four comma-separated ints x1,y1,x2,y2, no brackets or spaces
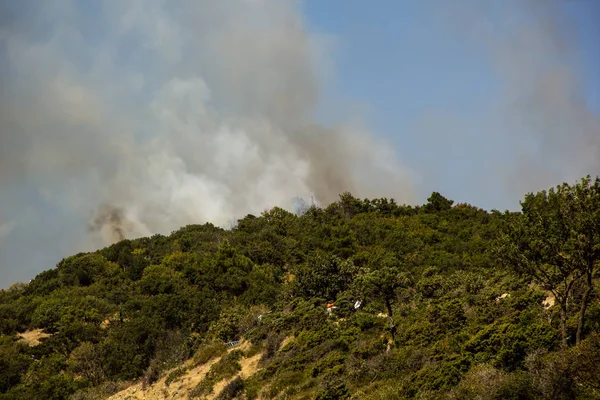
1,177,600,400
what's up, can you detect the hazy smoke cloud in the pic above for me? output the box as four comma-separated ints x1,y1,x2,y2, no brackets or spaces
0,221,16,245
1,0,597,285
0,0,414,282
434,0,600,197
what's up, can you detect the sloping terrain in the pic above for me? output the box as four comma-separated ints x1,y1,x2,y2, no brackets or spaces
108,357,219,400
108,340,264,400
2,183,600,399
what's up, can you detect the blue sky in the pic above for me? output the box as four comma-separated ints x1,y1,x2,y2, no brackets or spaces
303,0,600,208
0,0,599,286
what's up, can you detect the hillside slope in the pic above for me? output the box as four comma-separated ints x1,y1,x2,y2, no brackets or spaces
107,340,263,400
1,184,600,399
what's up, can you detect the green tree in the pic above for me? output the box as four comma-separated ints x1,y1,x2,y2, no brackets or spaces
354,249,411,342
0,338,31,393
68,342,105,385
293,251,355,301
337,192,367,218
56,253,120,287
555,176,600,345
139,264,187,296
210,240,254,297
423,192,454,213
497,177,600,346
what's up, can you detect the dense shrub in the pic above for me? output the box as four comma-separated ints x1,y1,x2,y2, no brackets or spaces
2,183,600,400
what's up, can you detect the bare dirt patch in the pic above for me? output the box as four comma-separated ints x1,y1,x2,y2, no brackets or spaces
107,340,262,400
108,357,219,400
17,329,50,346
207,351,264,400
279,335,294,349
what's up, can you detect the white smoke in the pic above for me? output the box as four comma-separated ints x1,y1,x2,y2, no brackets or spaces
0,0,415,282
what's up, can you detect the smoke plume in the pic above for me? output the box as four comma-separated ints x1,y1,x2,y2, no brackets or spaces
89,204,133,243
433,0,600,198
1,0,597,285
0,0,414,282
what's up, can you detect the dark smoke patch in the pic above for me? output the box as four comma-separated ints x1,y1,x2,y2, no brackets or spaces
88,204,131,242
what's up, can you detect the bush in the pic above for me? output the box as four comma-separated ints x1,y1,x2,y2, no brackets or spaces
70,381,125,400
245,343,264,358
165,366,188,386
267,371,306,398
315,380,350,400
142,361,161,388
448,364,533,400
190,350,243,398
208,309,243,342
260,332,284,364
193,342,227,366
353,312,381,331
189,378,214,399
216,376,245,400
210,350,243,378
524,336,600,400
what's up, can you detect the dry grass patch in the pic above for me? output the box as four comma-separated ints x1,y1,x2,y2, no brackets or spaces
17,329,50,346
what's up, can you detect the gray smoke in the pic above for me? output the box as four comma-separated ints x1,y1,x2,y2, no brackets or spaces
0,0,414,270
89,204,132,243
434,0,600,197
1,0,597,286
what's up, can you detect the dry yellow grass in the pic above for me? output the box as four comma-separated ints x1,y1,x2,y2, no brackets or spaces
543,293,555,308
17,329,50,346
206,351,263,400
279,335,294,350
108,357,219,400
108,339,264,400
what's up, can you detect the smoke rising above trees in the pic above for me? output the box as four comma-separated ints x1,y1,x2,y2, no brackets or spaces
0,0,598,285
0,0,414,278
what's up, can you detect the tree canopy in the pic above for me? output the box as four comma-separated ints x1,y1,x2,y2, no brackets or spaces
1,177,600,399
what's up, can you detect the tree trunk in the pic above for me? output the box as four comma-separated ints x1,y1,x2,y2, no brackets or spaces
385,298,396,342
560,304,568,347
576,270,593,345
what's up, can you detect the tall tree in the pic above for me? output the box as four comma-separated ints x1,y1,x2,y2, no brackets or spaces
423,192,454,213
354,249,411,343
559,176,600,345
497,176,600,346
293,251,354,301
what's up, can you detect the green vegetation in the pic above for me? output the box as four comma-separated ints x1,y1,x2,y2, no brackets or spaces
217,376,245,400
1,176,600,399
165,366,188,387
189,350,243,398
193,341,228,366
